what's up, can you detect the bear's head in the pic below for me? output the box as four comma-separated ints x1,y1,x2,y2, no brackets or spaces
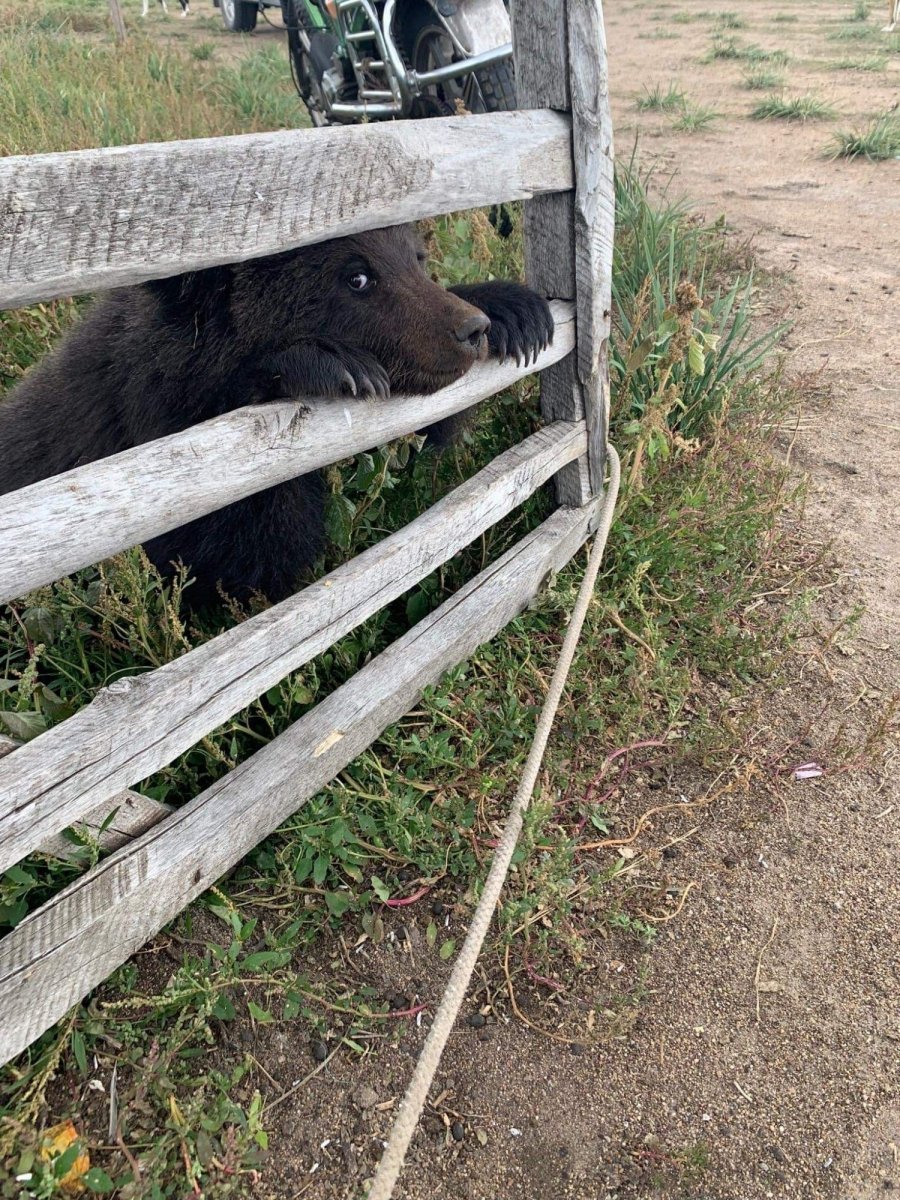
152,225,492,395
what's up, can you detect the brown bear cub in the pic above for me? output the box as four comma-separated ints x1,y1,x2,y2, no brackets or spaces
0,224,553,607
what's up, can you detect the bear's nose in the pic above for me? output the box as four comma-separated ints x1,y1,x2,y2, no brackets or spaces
454,313,490,349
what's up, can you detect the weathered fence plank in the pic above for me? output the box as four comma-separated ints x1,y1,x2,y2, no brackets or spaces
568,0,615,493
0,303,574,604
511,0,614,501
0,498,598,1066
3,733,170,860
0,420,585,874
0,111,572,309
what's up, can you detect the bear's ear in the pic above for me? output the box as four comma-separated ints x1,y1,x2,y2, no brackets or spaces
143,265,232,319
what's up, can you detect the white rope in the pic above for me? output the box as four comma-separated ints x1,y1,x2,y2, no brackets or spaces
366,444,622,1200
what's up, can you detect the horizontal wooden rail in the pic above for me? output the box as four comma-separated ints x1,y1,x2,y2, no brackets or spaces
0,497,596,1067
0,302,574,604
0,419,585,874
0,110,572,309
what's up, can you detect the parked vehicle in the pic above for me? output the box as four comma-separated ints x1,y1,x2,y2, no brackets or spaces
213,0,514,122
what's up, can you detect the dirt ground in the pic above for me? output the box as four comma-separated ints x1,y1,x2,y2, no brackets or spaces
212,2,900,1197
31,2,898,1196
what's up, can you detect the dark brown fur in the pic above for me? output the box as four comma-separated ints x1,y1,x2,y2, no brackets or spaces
0,224,552,607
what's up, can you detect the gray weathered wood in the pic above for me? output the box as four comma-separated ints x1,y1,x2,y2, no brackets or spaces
0,111,572,309
107,0,127,41
0,498,599,1066
511,0,614,503
1,734,170,860
512,1,588,508
0,420,585,874
0,303,574,605
568,0,615,493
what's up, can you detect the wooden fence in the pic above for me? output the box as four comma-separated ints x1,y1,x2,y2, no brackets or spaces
0,0,613,1067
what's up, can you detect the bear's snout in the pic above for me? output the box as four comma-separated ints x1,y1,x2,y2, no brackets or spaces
453,312,491,351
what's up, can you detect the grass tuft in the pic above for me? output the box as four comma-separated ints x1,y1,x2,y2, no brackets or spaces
850,0,871,19
751,94,837,121
828,111,900,160
715,11,746,28
773,11,799,21
671,102,721,131
830,53,887,69
636,82,687,111
742,66,787,88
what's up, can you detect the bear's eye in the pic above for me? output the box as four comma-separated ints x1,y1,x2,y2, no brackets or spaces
347,271,373,293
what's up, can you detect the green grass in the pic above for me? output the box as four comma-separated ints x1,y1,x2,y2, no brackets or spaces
773,12,799,21
751,94,837,121
706,36,789,64
828,111,900,159
0,21,305,155
0,9,803,1194
829,22,878,40
671,102,721,131
715,11,746,29
636,82,687,111
741,44,790,63
742,66,787,88
830,53,888,69
850,0,871,19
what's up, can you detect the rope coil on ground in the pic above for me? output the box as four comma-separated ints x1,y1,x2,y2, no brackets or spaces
366,444,622,1200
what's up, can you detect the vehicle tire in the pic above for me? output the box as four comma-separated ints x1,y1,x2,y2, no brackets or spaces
220,0,258,33
399,3,516,116
399,4,515,235
285,0,332,125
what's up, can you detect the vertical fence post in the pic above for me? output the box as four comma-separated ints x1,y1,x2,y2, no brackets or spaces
511,0,614,504
108,0,128,41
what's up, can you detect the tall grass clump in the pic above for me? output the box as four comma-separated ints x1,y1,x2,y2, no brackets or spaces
828,111,900,159
0,23,305,154
636,81,686,111
751,94,836,120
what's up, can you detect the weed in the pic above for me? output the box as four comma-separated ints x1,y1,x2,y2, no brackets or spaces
636,82,686,111
190,40,215,61
828,111,900,159
830,53,888,69
671,103,720,131
751,94,836,121
829,22,877,40
850,0,870,18
716,11,745,28
741,44,790,63
706,34,743,58
742,66,787,88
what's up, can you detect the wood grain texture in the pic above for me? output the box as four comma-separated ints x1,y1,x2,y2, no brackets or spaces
510,0,570,111
1,734,170,860
0,420,585,874
512,0,589,508
0,498,599,1066
568,0,615,493
0,111,572,308
0,303,574,604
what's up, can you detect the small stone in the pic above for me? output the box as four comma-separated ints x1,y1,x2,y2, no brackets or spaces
311,1040,328,1063
723,854,739,869
354,1085,379,1110
431,901,446,917
395,925,409,942
769,1144,787,1164
423,1115,442,1136
451,1121,465,1142
883,1182,895,1192
662,846,678,860
570,1042,585,1056
390,994,408,1012
468,1012,486,1029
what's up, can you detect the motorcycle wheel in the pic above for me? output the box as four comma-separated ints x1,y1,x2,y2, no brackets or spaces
285,0,331,126
400,4,515,236
400,4,516,117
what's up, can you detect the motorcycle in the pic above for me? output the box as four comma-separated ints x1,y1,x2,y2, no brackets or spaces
283,0,515,125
